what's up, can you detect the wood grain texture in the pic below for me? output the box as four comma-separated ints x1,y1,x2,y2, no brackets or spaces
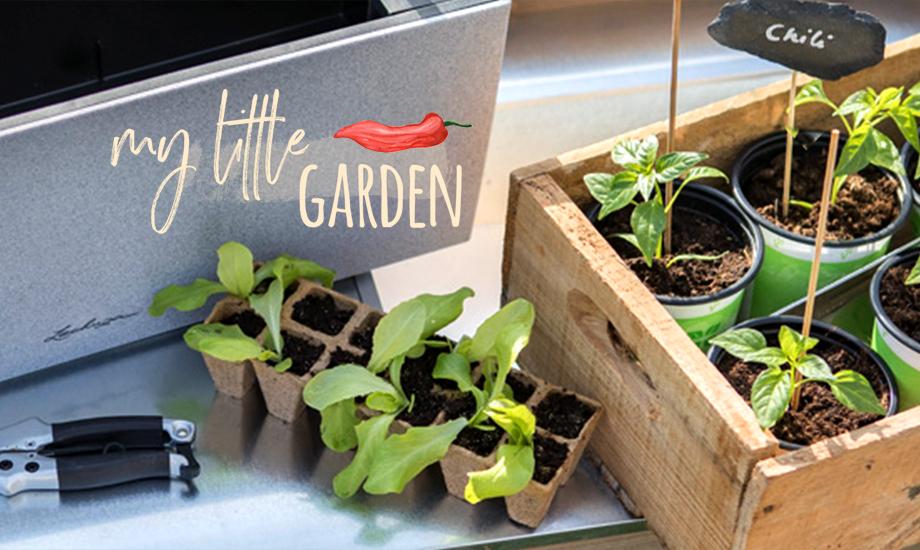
504,174,775,550
736,407,920,549
501,32,920,550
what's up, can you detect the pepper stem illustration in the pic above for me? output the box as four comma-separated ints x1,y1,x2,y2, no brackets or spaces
444,120,472,128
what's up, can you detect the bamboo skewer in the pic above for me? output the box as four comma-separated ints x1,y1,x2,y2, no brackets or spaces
782,71,799,219
664,0,681,257
791,129,839,411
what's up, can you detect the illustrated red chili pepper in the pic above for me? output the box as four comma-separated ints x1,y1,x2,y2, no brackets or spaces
333,113,472,153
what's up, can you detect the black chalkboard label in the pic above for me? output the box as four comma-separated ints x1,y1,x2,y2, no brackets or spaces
708,0,886,80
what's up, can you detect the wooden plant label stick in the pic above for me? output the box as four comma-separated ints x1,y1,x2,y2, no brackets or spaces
664,0,682,256
782,70,798,219
791,129,840,410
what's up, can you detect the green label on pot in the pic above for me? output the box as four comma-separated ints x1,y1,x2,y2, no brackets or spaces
749,226,890,317
873,319,920,410
665,290,745,350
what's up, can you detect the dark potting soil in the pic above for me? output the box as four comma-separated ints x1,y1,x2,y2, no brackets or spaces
282,331,325,376
599,206,751,298
219,310,265,338
747,147,901,240
533,434,568,484
396,346,444,426
717,341,889,446
327,347,369,368
292,292,355,335
880,264,920,342
444,394,503,456
535,392,597,439
349,313,381,351
506,371,537,403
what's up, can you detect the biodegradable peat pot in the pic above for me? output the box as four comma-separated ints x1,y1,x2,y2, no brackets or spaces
253,279,379,423
871,249,920,409
899,141,920,235
502,35,920,550
708,316,899,450
588,185,764,349
438,369,602,528
201,297,267,398
733,131,912,318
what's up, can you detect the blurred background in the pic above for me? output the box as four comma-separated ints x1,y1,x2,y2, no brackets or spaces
373,0,920,337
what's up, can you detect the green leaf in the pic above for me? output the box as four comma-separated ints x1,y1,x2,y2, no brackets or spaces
255,255,336,289
612,136,658,172
835,89,873,120
366,392,401,413
711,329,787,367
302,365,399,411
148,279,227,317
891,105,920,156
469,299,535,363
364,418,467,494
635,173,658,202
414,287,475,339
795,80,836,110
875,87,903,112
655,151,707,183
834,125,873,178
797,355,834,382
831,370,887,416
464,443,535,504
332,413,396,498
681,166,728,186
750,367,792,429
613,233,644,256
216,241,255,298
248,278,284,356
778,325,818,364
584,172,639,219
910,81,920,97
867,128,907,176
406,343,426,359
183,323,272,362
485,398,535,445
631,201,665,267
367,299,427,373
907,258,920,286
320,399,360,452
433,352,474,392
273,358,293,373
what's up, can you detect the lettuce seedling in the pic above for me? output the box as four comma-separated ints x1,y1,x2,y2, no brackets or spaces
182,322,292,372
794,80,920,203
583,135,728,267
711,326,885,429
149,241,334,358
302,288,474,498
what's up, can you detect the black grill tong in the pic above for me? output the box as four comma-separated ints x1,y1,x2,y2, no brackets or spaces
0,416,200,496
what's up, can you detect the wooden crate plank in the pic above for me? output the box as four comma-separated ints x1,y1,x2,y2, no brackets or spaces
504,173,777,550
736,407,920,549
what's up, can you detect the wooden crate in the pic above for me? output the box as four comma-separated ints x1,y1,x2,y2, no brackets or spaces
503,35,920,550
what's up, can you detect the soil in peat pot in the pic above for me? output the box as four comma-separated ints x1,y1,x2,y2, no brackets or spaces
880,265,920,342
292,292,356,336
327,347,369,368
220,310,266,338
533,434,568,484
535,392,597,439
349,313,381,352
716,341,890,446
747,146,901,240
281,331,326,376
396,344,445,426
599,207,751,297
445,394,504,456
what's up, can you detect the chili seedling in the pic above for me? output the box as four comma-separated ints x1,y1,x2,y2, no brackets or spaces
907,256,920,286
583,135,728,267
711,325,885,430
793,80,920,204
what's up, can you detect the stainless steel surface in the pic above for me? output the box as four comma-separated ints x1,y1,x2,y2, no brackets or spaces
0,0,510,382
0,418,53,452
0,454,58,497
0,275,642,549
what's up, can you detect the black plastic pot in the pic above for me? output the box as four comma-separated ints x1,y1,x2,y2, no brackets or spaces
732,131,913,317
899,140,920,234
870,248,920,409
707,315,900,450
587,184,764,349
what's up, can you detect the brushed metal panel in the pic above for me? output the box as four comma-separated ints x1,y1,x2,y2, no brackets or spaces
0,0,510,380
